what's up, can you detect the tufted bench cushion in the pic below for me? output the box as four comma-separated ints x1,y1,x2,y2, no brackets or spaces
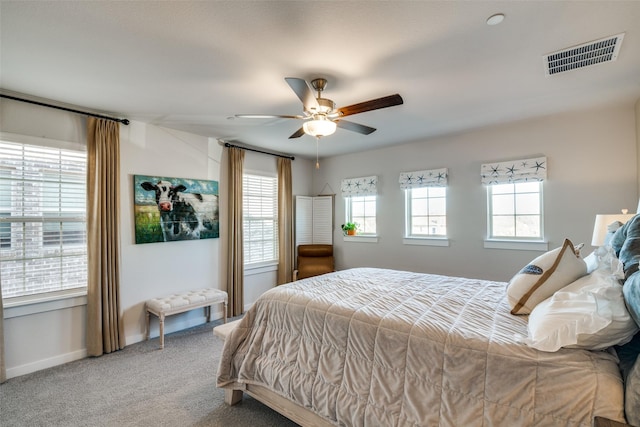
146,288,227,349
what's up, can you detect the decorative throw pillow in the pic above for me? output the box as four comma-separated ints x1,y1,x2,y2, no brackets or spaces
615,332,640,427
525,269,639,352
507,238,587,314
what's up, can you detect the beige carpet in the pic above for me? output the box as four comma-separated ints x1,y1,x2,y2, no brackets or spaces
0,318,299,427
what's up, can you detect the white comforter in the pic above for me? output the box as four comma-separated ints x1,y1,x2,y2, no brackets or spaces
217,268,626,426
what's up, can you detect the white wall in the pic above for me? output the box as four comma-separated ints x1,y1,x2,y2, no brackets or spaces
0,96,313,378
314,103,639,282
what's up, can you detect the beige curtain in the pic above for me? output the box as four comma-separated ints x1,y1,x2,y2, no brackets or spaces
277,158,294,285
86,118,124,356
227,147,245,316
0,287,5,383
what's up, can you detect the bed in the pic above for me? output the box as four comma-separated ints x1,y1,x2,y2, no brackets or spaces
217,230,640,426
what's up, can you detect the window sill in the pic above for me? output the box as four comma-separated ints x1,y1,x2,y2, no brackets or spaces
484,239,548,251
343,235,378,243
3,289,87,319
403,237,449,247
244,261,278,276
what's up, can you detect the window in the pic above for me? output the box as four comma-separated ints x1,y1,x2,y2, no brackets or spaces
405,187,446,237
243,173,278,265
346,195,377,235
0,140,87,299
341,175,378,238
488,181,542,239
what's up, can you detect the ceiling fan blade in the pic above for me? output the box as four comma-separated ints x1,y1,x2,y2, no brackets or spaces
335,94,403,118
235,114,304,119
285,77,320,112
336,120,377,135
288,127,306,139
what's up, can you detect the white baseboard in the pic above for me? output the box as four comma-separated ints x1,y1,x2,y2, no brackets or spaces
7,310,227,379
126,309,227,345
6,348,87,379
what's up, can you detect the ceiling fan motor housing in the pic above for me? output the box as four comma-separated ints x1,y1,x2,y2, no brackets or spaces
308,97,335,115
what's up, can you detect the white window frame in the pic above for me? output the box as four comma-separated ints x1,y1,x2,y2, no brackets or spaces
242,172,278,267
0,134,88,302
485,181,547,250
345,195,377,237
403,187,448,247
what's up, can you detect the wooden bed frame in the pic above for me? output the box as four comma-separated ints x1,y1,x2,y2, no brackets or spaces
223,384,334,427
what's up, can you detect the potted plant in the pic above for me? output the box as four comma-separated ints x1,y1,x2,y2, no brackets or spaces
341,222,358,236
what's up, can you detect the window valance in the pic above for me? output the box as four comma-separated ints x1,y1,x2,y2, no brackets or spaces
481,156,547,185
399,168,448,189
341,175,378,197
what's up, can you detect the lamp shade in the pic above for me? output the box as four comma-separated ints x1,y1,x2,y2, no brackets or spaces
591,213,635,246
303,119,337,137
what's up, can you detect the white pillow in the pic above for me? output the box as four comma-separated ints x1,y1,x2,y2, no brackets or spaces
507,239,587,314
583,246,624,277
525,268,639,352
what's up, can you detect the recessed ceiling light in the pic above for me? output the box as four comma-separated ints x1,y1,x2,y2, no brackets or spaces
487,13,505,26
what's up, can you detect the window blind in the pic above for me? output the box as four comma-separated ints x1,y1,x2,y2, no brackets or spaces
0,140,87,298
243,174,278,265
399,168,448,189
481,156,547,185
341,175,378,197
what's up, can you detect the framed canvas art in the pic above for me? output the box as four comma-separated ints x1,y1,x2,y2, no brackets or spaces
133,175,219,244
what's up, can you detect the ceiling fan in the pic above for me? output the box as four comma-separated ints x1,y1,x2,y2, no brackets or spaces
236,77,403,139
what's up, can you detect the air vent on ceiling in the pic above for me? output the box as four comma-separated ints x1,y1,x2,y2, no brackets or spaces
544,33,624,76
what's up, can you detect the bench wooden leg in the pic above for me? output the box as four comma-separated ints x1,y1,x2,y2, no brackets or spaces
146,310,150,340
159,314,165,349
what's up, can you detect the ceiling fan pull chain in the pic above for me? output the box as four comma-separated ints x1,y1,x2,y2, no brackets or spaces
316,137,320,169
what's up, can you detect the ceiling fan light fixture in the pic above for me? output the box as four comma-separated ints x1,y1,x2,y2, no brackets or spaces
303,118,337,137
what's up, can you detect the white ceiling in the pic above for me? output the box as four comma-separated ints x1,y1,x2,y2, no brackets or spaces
2,1,640,160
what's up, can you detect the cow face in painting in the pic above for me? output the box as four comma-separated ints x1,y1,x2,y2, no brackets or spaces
140,180,218,242
140,181,186,213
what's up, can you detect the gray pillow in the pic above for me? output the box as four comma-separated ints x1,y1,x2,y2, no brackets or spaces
610,215,640,424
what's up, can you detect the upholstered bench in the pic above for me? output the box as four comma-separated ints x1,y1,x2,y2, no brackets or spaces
146,288,227,349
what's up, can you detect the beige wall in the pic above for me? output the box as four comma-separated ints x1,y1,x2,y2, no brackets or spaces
313,103,639,282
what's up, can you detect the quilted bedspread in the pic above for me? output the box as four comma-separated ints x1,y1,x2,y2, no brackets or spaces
217,268,626,426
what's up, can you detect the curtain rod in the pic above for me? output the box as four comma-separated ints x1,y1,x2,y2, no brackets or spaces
224,142,294,160
0,94,130,125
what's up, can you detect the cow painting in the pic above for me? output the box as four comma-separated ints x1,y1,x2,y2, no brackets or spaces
133,175,219,244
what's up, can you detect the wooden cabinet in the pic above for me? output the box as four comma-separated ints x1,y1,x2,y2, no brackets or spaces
295,195,333,247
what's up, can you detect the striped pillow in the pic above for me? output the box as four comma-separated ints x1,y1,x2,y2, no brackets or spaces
507,238,587,315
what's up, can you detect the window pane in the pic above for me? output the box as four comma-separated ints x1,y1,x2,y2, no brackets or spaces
492,194,514,215
492,216,515,237
428,187,446,197
516,193,540,214
516,182,540,193
412,199,428,216
516,215,541,237
428,197,446,215
413,187,429,198
0,140,87,299
491,183,514,195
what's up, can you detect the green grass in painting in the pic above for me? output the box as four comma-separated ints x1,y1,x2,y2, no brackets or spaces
134,205,164,244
